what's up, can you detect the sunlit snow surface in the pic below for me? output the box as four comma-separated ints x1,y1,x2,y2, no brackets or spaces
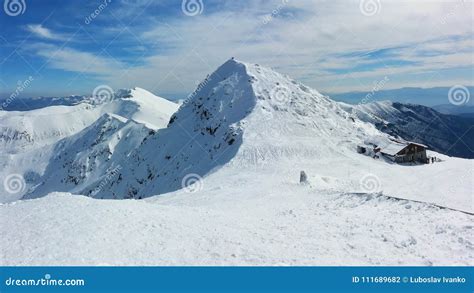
0,60,472,265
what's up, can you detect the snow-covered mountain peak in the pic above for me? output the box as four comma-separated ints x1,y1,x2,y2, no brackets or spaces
24,111,153,199
7,58,471,214
182,59,368,143
170,58,345,133
114,87,156,100
168,58,256,131
0,88,178,155
46,59,383,199
247,64,338,119
102,87,179,129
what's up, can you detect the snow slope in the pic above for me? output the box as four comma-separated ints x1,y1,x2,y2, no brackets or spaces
0,103,101,153
54,59,381,199
1,59,472,266
0,88,178,202
26,59,471,213
104,87,179,130
1,188,472,266
0,87,178,153
0,88,178,153
23,113,152,199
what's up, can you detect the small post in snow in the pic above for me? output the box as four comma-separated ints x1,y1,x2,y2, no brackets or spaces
299,171,307,184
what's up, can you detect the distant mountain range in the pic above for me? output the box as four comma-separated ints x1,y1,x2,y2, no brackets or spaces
4,85,474,112
0,95,89,111
340,101,474,159
432,104,474,118
329,86,474,108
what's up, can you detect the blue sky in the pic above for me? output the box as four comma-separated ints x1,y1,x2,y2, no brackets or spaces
0,0,473,102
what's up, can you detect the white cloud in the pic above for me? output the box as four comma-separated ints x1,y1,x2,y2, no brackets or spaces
32,43,125,76
25,24,67,41
110,0,474,94
30,0,474,95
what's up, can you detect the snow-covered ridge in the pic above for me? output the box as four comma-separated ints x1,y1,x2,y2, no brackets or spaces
340,100,474,158
1,58,471,215
0,87,178,153
23,112,153,199
236,60,380,161
0,88,178,202
36,58,386,200
105,87,179,129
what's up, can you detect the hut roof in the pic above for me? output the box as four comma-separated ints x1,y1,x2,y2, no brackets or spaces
380,142,408,156
406,141,428,148
380,141,427,156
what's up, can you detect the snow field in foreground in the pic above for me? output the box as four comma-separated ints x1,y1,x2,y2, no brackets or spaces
1,173,472,266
